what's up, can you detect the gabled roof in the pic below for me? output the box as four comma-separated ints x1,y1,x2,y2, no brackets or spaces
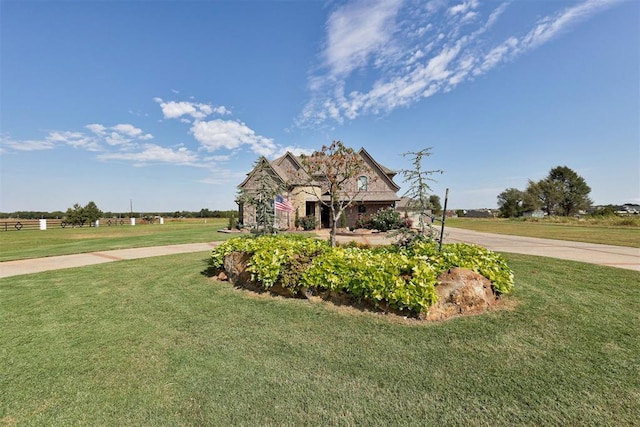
357,147,401,192
239,148,401,195
238,156,286,188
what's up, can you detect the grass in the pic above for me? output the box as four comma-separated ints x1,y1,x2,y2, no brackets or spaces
445,217,640,248
0,219,235,262
1,252,638,425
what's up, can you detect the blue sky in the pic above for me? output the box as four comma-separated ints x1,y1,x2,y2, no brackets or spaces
1,0,638,213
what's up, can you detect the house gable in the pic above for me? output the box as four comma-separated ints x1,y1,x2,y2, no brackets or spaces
238,157,286,192
272,152,311,186
357,147,401,193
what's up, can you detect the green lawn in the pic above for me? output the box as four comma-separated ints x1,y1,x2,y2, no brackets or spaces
2,252,638,425
445,217,640,248
0,219,235,262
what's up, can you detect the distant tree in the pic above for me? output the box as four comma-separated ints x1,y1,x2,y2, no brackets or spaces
497,188,526,218
65,203,86,226
429,194,442,215
63,201,102,226
299,141,370,247
527,166,592,216
83,201,103,224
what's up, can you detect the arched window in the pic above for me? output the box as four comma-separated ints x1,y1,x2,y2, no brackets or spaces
357,176,368,191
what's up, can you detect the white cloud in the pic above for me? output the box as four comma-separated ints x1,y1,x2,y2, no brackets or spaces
323,0,403,77
474,37,518,75
97,144,199,166
190,119,277,157
0,136,54,151
105,132,130,146
299,0,621,126
86,123,107,136
112,123,143,137
447,0,479,16
519,0,619,50
272,146,314,158
5,97,283,173
154,97,229,121
47,131,101,151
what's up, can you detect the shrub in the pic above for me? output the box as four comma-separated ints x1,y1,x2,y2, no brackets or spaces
227,214,237,230
210,235,514,316
301,246,438,313
299,215,317,231
210,235,328,292
358,207,411,232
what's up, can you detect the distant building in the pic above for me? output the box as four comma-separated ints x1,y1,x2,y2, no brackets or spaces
464,209,495,218
523,209,545,218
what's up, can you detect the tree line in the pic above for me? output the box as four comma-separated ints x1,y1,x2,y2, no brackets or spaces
497,166,592,218
0,206,236,220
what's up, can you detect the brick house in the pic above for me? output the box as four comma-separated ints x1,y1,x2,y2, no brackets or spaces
237,148,401,229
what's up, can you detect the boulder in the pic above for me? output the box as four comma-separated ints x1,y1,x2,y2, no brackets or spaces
425,267,498,321
223,251,262,292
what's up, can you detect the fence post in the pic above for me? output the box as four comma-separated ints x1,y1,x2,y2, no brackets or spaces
130,218,136,226
39,219,47,230
159,217,164,225
95,220,100,228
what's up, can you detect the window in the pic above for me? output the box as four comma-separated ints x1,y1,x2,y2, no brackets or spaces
358,205,366,213
357,176,368,191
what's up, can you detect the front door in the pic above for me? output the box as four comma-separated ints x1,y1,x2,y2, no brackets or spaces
320,205,330,228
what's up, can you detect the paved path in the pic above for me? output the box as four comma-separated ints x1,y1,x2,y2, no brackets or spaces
442,228,639,271
0,243,221,279
1,230,638,279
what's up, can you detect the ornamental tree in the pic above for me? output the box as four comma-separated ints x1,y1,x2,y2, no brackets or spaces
237,157,284,234
399,148,443,237
299,141,370,247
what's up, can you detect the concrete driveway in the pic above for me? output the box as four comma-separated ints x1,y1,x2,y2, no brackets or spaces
442,227,639,271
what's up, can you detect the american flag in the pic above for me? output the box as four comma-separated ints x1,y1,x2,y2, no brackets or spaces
274,195,294,213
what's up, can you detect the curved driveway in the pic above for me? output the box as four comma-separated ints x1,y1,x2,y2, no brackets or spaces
1,229,638,279
443,227,639,271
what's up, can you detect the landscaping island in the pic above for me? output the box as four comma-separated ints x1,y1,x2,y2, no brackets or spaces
210,234,514,321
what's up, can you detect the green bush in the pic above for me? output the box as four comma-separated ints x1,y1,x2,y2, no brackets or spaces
357,207,411,231
301,246,438,312
227,214,237,230
210,235,514,315
210,235,328,291
299,215,317,231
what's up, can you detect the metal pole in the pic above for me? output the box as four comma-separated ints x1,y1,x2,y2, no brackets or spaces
438,188,449,252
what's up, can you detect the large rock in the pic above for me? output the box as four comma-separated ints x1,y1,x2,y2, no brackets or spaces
425,267,498,321
223,251,262,292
